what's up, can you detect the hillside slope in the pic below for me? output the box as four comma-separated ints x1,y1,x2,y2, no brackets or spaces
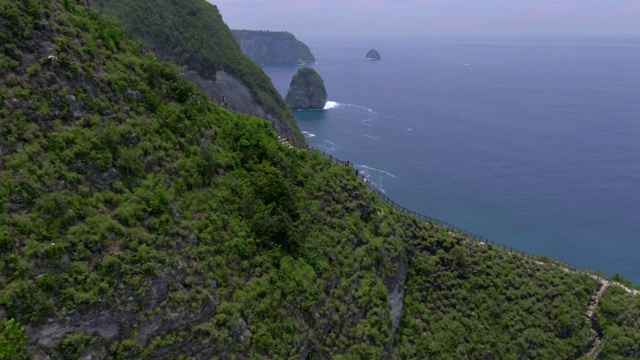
232,30,316,65
0,1,637,359
91,0,306,146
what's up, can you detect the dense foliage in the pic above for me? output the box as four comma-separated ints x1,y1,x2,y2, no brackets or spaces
0,0,637,358
598,286,640,358
0,318,28,359
91,0,305,145
232,30,316,65
396,242,596,358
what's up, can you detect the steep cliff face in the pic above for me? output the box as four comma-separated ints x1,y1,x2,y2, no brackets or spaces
285,67,328,110
91,0,306,146
232,30,315,65
184,69,276,119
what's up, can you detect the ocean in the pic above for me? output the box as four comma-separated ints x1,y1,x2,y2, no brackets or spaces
262,35,640,284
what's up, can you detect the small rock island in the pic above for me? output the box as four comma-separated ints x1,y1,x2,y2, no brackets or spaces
285,68,328,110
366,49,381,60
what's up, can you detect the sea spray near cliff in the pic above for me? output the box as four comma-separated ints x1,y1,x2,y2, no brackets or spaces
323,101,340,110
263,35,640,283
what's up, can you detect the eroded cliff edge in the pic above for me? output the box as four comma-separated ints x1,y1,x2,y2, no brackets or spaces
92,0,306,146
232,30,315,65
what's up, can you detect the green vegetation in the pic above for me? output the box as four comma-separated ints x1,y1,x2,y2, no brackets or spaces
91,0,305,146
396,242,596,358
0,0,637,358
0,318,28,359
598,286,640,358
285,67,328,110
232,30,316,65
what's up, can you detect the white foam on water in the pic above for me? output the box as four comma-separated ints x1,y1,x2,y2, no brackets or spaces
356,166,389,193
302,131,316,138
352,104,377,115
364,134,380,140
323,101,340,110
337,102,377,115
324,101,377,116
361,118,374,126
356,165,396,178
317,139,338,153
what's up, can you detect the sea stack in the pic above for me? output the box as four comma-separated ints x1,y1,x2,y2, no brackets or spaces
366,49,381,60
285,67,328,110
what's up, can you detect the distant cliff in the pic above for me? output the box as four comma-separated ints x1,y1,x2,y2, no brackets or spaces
285,68,328,110
91,0,306,146
232,30,315,65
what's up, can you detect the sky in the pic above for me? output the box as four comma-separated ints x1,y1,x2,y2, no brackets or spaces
210,0,640,37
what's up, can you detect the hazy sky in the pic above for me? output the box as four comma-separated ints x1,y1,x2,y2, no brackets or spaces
210,0,640,37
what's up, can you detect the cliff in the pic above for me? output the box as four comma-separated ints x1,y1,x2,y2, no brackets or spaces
285,68,328,110
232,30,315,65
1,1,639,359
91,0,306,147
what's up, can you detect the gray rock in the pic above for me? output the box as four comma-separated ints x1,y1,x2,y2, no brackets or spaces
366,49,381,60
233,318,252,344
285,68,327,110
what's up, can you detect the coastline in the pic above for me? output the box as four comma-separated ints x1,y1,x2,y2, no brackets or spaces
263,35,640,283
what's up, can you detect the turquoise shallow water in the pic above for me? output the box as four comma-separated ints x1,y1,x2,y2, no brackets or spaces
263,36,640,283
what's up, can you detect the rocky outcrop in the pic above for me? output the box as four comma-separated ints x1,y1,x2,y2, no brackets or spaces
366,49,381,60
232,30,315,65
183,69,300,141
91,0,307,147
285,68,327,110
385,251,409,356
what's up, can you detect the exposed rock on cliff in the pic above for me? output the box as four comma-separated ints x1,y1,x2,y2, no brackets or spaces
366,49,381,60
91,0,306,147
184,70,273,119
232,30,315,65
285,68,328,110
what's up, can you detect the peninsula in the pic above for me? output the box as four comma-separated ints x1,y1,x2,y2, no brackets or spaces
232,30,316,65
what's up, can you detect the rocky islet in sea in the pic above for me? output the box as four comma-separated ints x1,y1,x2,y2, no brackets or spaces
366,48,381,60
285,67,328,110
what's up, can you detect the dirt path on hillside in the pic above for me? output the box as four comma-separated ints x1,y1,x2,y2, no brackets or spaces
474,241,639,359
578,273,639,359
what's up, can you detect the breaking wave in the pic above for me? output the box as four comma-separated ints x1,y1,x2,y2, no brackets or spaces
323,101,340,110
356,165,396,178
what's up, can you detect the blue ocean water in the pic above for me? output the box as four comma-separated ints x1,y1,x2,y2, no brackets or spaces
262,36,640,283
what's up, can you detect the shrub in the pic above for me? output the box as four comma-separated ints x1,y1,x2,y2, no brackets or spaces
0,318,29,359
